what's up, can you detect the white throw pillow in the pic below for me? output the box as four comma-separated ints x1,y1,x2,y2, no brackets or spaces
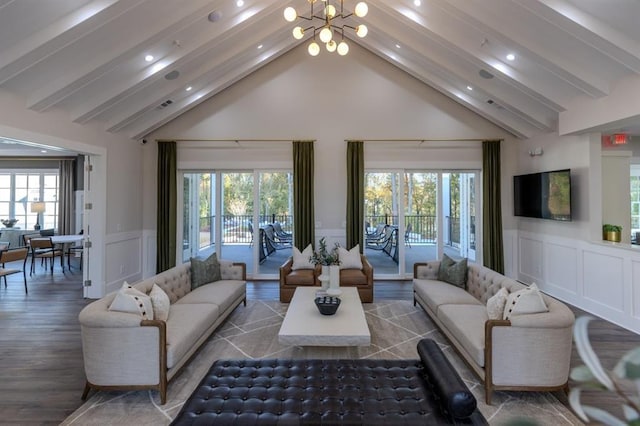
503,283,548,320
108,282,154,320
337,245,363,269
486,287,509,320
291,244,315,270
149,283,170,321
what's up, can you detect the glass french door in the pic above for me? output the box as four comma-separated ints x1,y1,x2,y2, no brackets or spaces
181,170,292,278
365,169,479,278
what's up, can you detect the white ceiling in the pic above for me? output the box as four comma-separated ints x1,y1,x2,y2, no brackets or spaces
0,0,639,143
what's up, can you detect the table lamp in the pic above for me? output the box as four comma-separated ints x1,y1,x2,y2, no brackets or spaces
31,201,46,230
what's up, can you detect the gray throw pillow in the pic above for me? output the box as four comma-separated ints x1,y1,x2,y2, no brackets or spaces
190,252,222,289
437,253,468,288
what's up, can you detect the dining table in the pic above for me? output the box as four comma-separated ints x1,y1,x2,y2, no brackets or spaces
32,235,84,272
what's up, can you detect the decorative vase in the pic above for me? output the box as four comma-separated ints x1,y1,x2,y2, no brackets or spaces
320,265,330,290
328,265,341,295
603,231,621,243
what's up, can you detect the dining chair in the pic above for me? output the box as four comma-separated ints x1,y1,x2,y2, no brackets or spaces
29,238,63,275
66,230,84,270
0,247,29,293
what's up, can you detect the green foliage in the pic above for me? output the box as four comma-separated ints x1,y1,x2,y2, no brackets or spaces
603,224,623,233
309,237,340,266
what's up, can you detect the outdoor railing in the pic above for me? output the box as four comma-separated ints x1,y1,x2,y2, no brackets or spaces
198,214,293,247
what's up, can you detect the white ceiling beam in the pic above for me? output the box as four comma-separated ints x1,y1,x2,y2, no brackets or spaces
127,34,298,140
359,10,556,131
105,16,294,133
27,0,224,112
0,0,137,86
518,0,640,74
354,36,535,139
440,0,610,98
70,0,283,124
370,2,568,111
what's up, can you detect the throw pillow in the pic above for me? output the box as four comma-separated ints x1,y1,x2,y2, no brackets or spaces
486,287,509,320
149,283,170,321
291,244,315,270
337,245,363,269
503,283,548,320
437,254,468,288
190,252,221,289
108,282,154,320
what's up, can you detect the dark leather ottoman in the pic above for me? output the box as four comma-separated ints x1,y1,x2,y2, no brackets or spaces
171,339,487,425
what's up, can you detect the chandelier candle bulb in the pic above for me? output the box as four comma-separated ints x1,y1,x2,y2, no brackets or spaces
284,1,368,56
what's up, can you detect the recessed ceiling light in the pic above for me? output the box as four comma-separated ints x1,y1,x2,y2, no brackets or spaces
41,150,47,153
236,0,244,6
395,44,401,49
467,86,473,91
144,54,154,62
414,0,421,5
257,44,263,49
164,70,180,80
506,53,515,61
185,86,192,92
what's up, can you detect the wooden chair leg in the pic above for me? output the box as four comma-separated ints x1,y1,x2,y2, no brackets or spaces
81,382,92,400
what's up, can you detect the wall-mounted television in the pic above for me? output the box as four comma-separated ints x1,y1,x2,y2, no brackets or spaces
513,169,572,221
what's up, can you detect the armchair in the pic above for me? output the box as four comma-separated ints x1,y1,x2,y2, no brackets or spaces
339,254,374,303
279,257,320,303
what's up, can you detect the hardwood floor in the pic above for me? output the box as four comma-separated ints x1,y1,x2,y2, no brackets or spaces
0,265,634,424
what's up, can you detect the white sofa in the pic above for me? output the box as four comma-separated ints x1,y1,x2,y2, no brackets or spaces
78,260,246,404
413,260,575,404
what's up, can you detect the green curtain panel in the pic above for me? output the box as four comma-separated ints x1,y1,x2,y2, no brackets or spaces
293,141,315,249
346,141,364,251
157,141,177,273
482,140,504,274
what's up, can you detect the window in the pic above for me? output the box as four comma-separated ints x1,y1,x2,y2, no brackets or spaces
0,170,59,230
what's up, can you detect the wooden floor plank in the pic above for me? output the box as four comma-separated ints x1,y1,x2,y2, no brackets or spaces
0,264,633,424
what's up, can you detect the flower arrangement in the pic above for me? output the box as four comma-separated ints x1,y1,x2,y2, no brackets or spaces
1,218,18,228
309,237,341,266
570,315,640,425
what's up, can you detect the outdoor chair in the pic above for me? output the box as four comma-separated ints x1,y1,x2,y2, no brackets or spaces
365,224,386,243
0,247,29,293
263,225,292,251
366,225,394,252
272,221,292,242
405,223,412,248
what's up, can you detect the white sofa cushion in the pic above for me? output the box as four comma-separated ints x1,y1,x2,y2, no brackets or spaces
486,287,509,320
291,244,315,270
175,280,246,314
437,304,488,367
165,303,220,369
149,284,170,321
413,279,482,315
503,283,548,320
108,282,154,320
338,245,363,269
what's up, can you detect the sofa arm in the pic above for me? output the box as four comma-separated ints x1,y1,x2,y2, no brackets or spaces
360,255,373,283
414,261,440,279
219,260,246,281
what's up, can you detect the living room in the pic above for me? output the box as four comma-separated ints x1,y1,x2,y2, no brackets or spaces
1,1,640,424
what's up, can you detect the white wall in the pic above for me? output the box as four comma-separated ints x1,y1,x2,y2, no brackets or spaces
0,88,144,296
145,43,513,272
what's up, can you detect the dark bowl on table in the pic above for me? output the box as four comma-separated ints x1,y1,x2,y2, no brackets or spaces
315,296,341,315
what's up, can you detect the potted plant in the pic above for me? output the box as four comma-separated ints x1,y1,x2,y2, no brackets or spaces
309,237,341,290
603,224,622,242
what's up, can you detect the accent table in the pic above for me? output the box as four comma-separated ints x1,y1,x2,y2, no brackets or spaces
278,286,371,347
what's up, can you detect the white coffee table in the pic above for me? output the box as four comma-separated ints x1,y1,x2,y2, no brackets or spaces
278,287,371,347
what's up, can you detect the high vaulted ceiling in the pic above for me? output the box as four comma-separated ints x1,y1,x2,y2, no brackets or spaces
1,0,639,142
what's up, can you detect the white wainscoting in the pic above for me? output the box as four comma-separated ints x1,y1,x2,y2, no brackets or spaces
508,229,640,334
104,231,143,294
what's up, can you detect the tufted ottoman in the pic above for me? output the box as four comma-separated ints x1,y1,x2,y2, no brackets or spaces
170,339,487,425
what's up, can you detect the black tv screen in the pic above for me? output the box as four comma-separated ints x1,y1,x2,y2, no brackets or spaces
514,169,571,221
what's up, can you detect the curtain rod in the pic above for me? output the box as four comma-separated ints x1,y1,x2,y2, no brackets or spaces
155,138,314,143
345,138,503,142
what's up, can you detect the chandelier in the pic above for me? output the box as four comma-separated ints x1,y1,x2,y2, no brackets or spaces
284,1,369,56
